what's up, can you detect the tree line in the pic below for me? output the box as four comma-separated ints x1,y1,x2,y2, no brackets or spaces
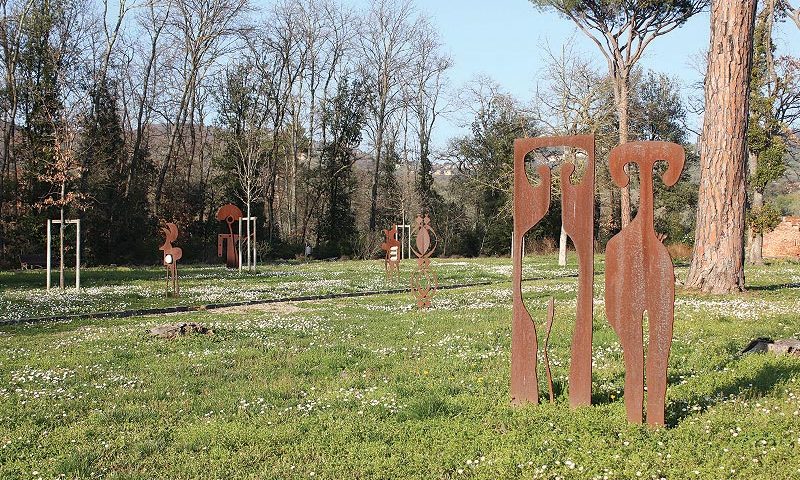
0,0,798,296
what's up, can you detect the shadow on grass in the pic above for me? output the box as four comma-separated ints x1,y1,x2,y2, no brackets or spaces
745,282,800,292
665,359,800,427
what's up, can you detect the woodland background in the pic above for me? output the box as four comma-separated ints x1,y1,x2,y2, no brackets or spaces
0,0,797,268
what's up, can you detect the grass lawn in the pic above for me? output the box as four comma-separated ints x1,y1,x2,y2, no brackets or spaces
0,258,576,321
1,256,799,479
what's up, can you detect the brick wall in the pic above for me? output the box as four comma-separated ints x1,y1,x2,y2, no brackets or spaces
763,216,800,258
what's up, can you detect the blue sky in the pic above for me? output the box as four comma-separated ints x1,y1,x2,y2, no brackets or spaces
365,0,800,150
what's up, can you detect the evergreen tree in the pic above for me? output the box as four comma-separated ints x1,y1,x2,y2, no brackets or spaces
746,5,787,264
81,80,154,264
451,92,537,255
319,77,370,256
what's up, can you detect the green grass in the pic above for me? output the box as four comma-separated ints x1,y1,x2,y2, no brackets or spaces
0,257,575,320
1,256,799,479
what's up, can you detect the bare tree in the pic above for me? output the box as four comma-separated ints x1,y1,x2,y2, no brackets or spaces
0,0,32,217
216,61,270,271
359,0,419,231
533,42,615,265
122,0,170,198
408,18,451,215
152,0,250,213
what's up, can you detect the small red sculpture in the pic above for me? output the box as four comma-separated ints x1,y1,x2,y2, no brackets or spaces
159,222,183,297
381,224,402,280
216,203,243,269
605,141,684,426
410,214,438,309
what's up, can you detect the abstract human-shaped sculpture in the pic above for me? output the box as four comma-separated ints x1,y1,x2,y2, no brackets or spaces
159,222,183,297
604,141,684,426
410,214,438,309
216,203,243,268
512,135,596,406
381,224,402,280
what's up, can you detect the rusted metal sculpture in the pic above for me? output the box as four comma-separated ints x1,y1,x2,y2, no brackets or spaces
512,135,595,406
381,224,402,280
216,204,243,269
605,141,684,426
410,214,438,309
159,222,183,297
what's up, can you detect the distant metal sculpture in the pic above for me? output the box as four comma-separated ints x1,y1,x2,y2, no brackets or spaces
381,224,402,280
410,214,438,308
216,204,243,269
511,135,595,406
605,141,684,426
159,222,183,297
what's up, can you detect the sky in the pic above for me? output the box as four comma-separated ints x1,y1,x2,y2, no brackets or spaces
346,0,800,151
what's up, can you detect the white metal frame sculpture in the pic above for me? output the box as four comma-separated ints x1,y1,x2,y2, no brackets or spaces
238,216,257,272
396,224,412,260
46,218,81,290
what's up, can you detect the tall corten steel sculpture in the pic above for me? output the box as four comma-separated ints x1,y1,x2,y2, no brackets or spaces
159,222,183,297
512,135,595,406
411,214,438,309
216,204,243,269
381,224,402,280
605,141,684,426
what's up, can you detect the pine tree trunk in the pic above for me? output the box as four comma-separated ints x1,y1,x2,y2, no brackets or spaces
616,76,632,228
59,193,65,291
686,0,758,293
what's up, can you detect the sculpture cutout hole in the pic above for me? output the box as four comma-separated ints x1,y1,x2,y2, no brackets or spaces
523,146,589,188
623,159,672,224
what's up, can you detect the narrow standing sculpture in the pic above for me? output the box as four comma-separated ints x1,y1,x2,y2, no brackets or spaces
216,204,243,269
410,214,438,308
605,141,684,426
381,224,402,280
512,136,595,406
160,222,183,297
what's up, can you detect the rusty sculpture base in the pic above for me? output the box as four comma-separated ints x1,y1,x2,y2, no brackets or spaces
605,141,684,426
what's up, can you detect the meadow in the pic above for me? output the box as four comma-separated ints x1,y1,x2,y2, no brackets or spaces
1,256,799,479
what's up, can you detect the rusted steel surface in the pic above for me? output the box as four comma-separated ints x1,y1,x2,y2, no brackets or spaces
511,138,550,405
410,214,438,309
216,204,243,268
381,224,402,280
159,222,183,297
512,135,595,406
560,135,596,407
605,141,684,426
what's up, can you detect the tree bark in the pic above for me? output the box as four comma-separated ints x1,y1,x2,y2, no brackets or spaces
615,74,632,228
558,224,568,266
59,187,65,290
686,0,758,293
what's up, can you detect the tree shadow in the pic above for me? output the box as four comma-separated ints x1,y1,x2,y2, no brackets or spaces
665,359,800,427
745,282,800,292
